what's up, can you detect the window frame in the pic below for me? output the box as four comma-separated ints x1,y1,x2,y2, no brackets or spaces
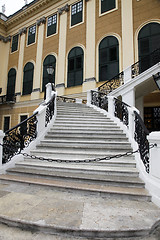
11,34,19,53
46,13,58,38
27,24,37,46
70,0,84,28
99,0,118,17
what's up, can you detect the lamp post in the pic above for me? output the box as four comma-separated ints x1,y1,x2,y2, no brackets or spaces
153,72,160,90
46,65,54,83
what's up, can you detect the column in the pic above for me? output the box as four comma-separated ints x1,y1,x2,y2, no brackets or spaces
31,17,46,100
135,96,144,119
0,36,11,95
122,88,135,107
16,28,27,102
121,0,134,69
83,0,96,92
56,4,69,96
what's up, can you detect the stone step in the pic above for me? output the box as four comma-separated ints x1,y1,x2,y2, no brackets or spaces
0,174,150,201
48,129,124,135
6,166,144,188
36,142,132,151
19,159,138,176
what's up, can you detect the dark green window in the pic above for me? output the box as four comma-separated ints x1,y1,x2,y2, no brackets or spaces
138,23,160,73
6,68,16,101
101,0,116,14
20,115,28,135
42,55,56,92
11,34,19,52
99,36,119,82
27,25,36,45
67,47,83,87
71,1,83,26
22,62,34,95
47,14,57,37
3,116,10,132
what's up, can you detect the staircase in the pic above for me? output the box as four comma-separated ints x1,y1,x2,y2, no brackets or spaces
0,101,151,202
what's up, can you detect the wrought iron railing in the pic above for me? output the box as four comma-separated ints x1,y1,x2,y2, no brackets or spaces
3,112,38,163
98,71,124,93
45,95,55,127
91,90,150,173
0,94,16,104
132,48,160,78
114,98,129,127
134,111,150,173
91,90,108,111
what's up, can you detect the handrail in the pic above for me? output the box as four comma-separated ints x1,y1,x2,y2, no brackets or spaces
3,112,38,163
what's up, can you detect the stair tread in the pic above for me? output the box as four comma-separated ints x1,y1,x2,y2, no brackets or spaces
0,174,149,196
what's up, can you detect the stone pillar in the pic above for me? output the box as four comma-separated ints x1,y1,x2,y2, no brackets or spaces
56,4,69,95
31,17,46,100
135,96,144,119
83,0,96,92
0,36,11,95
122,88,135,107
16,28,27,102
108,96,115,117
121,0,134,69
0,130,4,168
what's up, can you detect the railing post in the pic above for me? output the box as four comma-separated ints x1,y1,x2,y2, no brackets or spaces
87,90,92,105
108,96,115,117
123,65,132,83
0,130,5,167
148,132,160,179
128,106,138,139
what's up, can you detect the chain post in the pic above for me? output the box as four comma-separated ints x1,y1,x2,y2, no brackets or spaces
0,131,5,167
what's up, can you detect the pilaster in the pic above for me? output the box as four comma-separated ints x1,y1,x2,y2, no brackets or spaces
31,17,46,100
121,0,134,69
56,4,68,96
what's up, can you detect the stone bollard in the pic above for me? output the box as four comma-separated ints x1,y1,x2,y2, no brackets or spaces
148,132,160,180
0,130,5,168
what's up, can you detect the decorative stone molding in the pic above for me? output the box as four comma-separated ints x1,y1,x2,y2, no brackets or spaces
19,27,27,36
84,77,96,83
36,17,46,26
56,83,65,88
32,88,40,92
0,35,11,43
58,4,69,15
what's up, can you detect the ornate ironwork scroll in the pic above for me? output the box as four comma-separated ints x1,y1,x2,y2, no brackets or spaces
132,48,160,78
134,111,150,173
98,71,124,94
114,98,129,127
91,90,108,111
3,113,38,163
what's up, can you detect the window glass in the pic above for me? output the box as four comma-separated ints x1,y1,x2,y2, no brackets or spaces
42,55,56,92
22,62,34,95
67,47,83,87
3,116,10,132
28,25,36,45
11,34,19,52
101,0,115,14
99,36,119,82
71,0,83,26
47,14,57,36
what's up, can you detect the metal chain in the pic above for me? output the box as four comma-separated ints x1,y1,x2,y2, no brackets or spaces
0,142,157,164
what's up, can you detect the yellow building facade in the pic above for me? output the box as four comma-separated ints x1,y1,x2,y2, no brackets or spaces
0,0,160,131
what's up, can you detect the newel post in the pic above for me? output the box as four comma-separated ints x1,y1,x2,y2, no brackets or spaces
0,130,5,168
108,96,115,117
148,132,160,179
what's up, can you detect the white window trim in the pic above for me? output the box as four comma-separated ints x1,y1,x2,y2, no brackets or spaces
99,0,118,17
26,24,37,47
46,12,59,39
70,0,84,29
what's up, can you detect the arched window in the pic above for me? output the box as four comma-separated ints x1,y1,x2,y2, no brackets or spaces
99,36,119,82
42,55,56,92
138,23,160,73
6,68,16,101
22,62,34,95
67,47,83,87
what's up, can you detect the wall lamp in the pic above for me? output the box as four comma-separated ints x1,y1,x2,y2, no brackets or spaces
153,72,160,90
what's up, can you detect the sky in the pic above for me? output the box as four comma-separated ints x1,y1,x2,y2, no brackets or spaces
0,0,33,16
